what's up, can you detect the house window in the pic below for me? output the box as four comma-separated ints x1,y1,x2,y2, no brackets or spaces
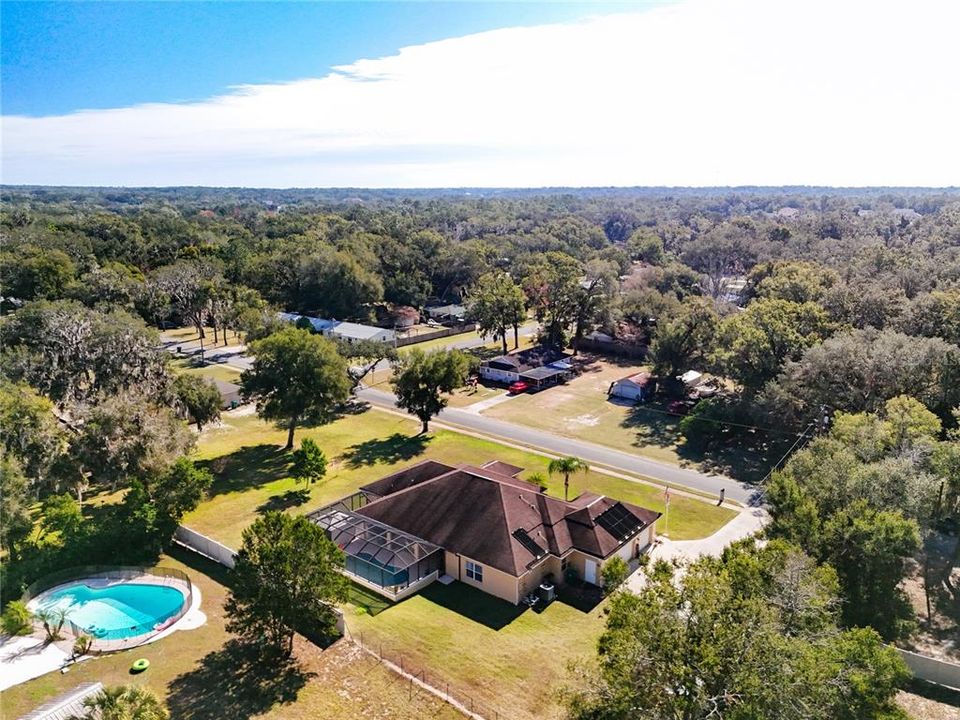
465,560,483,583
561,557,569,573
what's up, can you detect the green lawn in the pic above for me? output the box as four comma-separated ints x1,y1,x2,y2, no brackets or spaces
398,322,539,356
398,328,484,354
2,548,458,720
185,407,734,549
171,357,243,384
485,358,788,483
348,580,606,720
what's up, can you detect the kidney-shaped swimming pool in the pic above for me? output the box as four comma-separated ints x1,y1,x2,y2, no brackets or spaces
34,582,186,641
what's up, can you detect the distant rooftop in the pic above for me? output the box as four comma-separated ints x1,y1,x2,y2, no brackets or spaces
21,682,104,720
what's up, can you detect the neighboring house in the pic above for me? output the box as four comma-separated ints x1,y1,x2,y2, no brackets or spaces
308,459,661,604
213,379,243,409
478,346,573,389
424,303,467,322
328,321,396,344
278,312,335,334
278,312,396,344
609,371,656,402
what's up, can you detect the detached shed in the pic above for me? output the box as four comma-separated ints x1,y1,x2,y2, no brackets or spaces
609,372,655,402
214,379,243,409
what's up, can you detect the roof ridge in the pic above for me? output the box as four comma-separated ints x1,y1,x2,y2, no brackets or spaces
360,466,463,509
495,476,531,573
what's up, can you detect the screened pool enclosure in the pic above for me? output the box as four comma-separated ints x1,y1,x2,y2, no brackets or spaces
308,501,443,596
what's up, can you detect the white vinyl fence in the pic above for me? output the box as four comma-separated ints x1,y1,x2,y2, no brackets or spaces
897,648,960,691
174,524,344,635
174,525,237,569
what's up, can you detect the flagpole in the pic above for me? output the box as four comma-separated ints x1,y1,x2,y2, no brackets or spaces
663,486,670,538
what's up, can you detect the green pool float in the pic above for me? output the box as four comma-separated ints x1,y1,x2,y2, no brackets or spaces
131,658,150,673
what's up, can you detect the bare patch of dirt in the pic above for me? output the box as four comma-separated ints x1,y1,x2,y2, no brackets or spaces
896,690,960,720
901,534,960,663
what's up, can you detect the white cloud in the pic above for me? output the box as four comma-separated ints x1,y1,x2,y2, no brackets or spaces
3,0,959,187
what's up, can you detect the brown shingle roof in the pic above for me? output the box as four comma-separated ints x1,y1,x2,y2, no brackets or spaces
360,460,455,498
354,461,661,577
480,460,525,478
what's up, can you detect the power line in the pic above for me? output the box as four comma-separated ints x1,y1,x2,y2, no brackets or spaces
630,403,804,437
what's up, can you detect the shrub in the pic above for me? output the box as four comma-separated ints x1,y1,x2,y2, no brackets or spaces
73,633,94,657
601,556,629,593
35,607,68,641
2,600,33,636
525,472,548,491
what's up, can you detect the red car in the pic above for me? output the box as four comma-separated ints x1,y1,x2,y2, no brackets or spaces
508,380,530,394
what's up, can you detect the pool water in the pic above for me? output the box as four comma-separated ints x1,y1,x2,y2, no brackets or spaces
35,582,186,640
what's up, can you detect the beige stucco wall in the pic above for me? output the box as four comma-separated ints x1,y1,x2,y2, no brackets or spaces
447,551,520,604
562,523,658,587
444,550,459,580
518,555,562,601
443,521,658,601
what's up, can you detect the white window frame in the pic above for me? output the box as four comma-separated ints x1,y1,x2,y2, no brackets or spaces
465,560,483,582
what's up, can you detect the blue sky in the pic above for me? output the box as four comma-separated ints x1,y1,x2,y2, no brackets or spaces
2,1,958,187
2,1,639,116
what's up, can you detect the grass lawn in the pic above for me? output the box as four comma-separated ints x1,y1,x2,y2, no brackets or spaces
444,383,502,408
2,547,458,720
484,356,790,483
185,406,734,550
171,357,243,384
348,581,606,720
160,325,244,347
398,328,484,355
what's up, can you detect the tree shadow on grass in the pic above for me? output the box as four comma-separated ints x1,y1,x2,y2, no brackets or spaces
198,445,292,497
418,582,523,631
620,402,787,484
257,488,311,514
341,433,431,468
556,582,605,614
166,640,315,720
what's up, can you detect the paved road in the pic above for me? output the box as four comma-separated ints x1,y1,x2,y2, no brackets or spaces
356,387,760,505
165,324,760,504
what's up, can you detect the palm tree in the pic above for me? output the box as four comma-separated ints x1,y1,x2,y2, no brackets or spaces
75,685,168,720
548,456,589,501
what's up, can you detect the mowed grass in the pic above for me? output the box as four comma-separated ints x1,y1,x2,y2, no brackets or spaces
484,357,787,482
398,328,484,354
171,357,243,384
484,359,683,464
2,548,458,720
348,582,606,720
186,406,734,549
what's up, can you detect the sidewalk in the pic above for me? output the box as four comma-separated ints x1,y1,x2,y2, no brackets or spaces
626,506,770,593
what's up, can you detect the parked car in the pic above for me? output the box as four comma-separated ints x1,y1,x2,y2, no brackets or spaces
668,400,691,415
508,380,530,394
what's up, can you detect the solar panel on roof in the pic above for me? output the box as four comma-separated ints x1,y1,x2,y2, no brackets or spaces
512,528,546,559
596,503,642,541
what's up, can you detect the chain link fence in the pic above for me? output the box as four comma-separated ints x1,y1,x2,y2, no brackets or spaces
348,626,507,720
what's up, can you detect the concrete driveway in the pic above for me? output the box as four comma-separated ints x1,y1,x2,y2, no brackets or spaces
626,505,771,593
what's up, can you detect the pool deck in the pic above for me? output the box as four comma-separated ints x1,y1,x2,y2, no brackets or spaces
3,574,206,690
0,636,71,691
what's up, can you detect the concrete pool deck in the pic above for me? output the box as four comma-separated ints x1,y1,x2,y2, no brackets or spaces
3,576,206,690
0,636,71,691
